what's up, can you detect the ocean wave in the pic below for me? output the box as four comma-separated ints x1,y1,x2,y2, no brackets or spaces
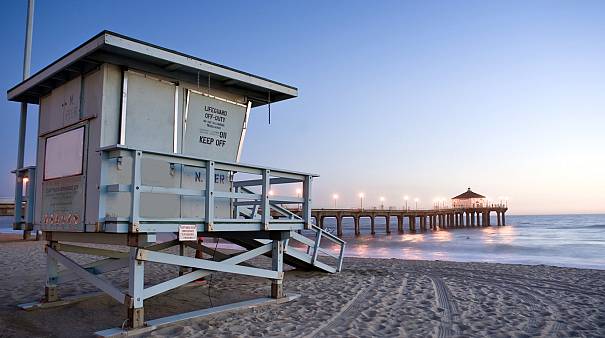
583,224,605,229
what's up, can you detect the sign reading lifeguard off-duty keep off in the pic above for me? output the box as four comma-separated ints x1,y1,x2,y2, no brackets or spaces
183,92,247,162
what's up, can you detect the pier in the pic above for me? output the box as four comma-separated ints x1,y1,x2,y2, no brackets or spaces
304,206,508,237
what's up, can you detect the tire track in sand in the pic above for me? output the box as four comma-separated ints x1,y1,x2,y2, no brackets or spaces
304,275,375,338
427,269,561,337
429,275,460,338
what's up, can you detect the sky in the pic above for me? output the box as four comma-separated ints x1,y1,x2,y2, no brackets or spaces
0,0,604,215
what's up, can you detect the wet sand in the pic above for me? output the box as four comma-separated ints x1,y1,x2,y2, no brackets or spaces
0,236,604,337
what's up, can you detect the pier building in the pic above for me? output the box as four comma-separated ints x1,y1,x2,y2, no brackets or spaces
452,187,486,208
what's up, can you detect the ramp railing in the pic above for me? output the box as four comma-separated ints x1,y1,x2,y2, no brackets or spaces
238,186,345,273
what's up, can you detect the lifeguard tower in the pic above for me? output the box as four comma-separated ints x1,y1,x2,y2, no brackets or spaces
8,31,344,335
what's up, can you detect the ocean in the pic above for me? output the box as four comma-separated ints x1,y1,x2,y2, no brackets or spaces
2,214,604,270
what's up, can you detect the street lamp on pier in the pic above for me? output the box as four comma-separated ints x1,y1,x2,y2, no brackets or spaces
359,193,364,210
332,194,339,208
380,196,385,210
404,195,409,211
414,197,419,210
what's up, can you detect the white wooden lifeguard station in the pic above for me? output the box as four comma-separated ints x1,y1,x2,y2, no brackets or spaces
7,31,344,335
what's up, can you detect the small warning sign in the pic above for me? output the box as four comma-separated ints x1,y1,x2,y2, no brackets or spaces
178,224,197,241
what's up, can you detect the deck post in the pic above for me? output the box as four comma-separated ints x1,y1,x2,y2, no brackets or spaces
370,216,376,235
354,216,360,235
271,238,285,299
486,211,491,226
408,216,414,232
302,176,313,229
477,212,481,227
260,169,270,231
44,241,59,302
502,211,506,225
397,216,403,233
127,247,145,329
336,215,343,237
497,211,502,226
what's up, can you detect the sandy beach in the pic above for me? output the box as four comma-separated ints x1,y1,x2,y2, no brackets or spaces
0,236,604,337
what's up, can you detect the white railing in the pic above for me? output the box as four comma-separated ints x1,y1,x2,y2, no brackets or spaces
101,145,316,233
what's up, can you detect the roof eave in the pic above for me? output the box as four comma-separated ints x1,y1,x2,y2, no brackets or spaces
7,30,297,106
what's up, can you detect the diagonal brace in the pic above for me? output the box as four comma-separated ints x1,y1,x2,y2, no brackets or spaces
58,257,128,284
142,243,273,300
47,246,127,304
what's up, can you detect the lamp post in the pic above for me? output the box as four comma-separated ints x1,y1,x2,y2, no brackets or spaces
380,196,385,210
414,198,419,210
14,0,34,233
332,194,339,208
359,193,364,210
404,195,409,211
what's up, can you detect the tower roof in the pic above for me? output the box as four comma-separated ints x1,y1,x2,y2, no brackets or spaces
451,188,485,200
7,30,297,106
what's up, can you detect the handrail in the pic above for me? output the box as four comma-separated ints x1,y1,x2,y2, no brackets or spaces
311,224,345,245
101,145,319,178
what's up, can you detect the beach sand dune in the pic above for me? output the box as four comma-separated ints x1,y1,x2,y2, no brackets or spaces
0,238,604,337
